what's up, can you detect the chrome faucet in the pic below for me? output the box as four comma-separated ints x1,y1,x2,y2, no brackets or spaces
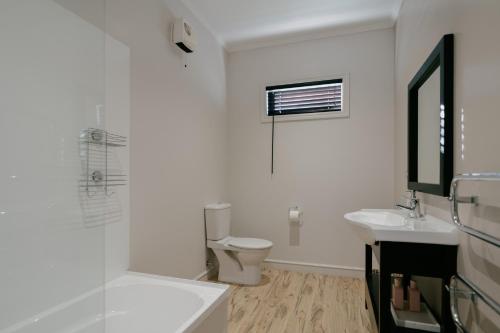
396,190,423,218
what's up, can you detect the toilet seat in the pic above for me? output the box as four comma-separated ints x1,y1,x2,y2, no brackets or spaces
207,236,273,252
227,237,273,250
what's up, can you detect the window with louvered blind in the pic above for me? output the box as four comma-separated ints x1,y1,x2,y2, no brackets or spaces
266,78,345,117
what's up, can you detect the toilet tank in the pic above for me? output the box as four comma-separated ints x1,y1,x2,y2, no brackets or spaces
205,203,231,240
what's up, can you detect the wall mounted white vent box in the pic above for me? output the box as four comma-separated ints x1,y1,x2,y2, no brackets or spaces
172,18,196,53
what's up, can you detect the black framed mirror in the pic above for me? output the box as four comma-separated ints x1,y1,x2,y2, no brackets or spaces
408,34,454,197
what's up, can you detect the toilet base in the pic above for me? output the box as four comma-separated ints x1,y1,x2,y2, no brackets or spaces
213,248,269,285
219,264,261,285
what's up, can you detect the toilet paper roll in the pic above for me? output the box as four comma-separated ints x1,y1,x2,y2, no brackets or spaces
288,207,302,224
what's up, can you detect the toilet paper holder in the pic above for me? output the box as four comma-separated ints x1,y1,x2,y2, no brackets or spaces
288,206,303,225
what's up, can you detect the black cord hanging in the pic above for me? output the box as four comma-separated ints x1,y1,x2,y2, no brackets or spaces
271,115,275,174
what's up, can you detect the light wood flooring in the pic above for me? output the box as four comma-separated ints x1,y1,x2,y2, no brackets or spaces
205,266,376,333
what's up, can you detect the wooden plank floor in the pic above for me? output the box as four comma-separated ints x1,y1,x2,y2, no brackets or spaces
205,266,376,333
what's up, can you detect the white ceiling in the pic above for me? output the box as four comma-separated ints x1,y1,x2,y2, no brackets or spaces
182,0,402,51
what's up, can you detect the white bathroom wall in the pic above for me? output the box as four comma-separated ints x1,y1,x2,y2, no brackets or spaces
106,0,228,279
227,29,395,273
395,1,500,330
55,0,132,285
0,0,106,329
105,35,131,281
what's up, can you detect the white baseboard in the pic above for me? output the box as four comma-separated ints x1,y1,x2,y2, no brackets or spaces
195,260,364,280
193,270,209,281
193,266,218,281
264,259,364,278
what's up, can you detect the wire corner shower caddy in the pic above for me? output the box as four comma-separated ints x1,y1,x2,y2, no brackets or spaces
80,128,127,197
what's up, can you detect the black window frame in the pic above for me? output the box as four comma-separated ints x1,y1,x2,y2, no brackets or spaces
266,78,343,117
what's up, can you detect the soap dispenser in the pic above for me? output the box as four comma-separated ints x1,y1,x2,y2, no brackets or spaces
408,280,421,312
392,278,404,310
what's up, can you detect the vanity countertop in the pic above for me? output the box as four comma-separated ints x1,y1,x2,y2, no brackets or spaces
344,209,459,245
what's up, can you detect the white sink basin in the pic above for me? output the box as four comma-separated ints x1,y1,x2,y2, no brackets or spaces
347,211,406,227
344,209,459,245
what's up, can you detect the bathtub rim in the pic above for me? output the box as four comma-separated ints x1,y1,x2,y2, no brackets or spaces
0,271,230,333
121,271,230,333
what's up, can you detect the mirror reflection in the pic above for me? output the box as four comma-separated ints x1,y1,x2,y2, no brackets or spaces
417,67,441,185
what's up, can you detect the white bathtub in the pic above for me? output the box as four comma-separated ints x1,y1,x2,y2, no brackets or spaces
1,273,229,333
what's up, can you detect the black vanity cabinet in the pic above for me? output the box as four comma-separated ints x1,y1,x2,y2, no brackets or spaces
365,242,457,333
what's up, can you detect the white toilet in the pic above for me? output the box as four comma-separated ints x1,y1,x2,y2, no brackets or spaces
205,203,273,285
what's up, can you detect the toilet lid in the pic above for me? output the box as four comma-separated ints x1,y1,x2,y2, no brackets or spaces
227,238,273,250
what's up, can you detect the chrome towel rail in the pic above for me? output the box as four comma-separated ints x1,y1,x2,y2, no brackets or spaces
449,274,500,333
449,173,500,248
